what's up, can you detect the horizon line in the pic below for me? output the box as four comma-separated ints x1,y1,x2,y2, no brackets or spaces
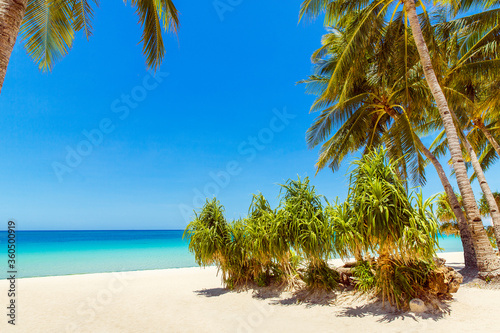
0,229,186,232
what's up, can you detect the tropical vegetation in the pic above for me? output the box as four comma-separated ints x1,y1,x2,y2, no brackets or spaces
0,0,179,93
299,0,500,276
437,191,499,249
185,150,452,310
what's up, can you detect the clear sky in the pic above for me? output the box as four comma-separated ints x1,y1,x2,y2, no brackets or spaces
1,1,498,230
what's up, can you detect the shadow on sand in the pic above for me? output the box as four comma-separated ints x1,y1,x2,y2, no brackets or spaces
270,289,338,307
194,279,456,323
336,301,449,323
195,288,230,297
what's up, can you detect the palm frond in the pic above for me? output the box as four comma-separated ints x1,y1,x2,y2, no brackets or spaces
71,0,98,40
129,0,179,69
21,0,75,71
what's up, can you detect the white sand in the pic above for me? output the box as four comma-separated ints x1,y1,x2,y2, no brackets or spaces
1,252,500,332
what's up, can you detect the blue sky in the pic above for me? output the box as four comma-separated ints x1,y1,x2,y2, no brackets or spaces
0,1,498,230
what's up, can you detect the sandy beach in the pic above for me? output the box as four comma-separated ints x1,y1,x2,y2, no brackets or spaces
1,252,499,333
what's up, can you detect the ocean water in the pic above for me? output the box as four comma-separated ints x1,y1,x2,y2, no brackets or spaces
0,230,196,278
0,230,463,278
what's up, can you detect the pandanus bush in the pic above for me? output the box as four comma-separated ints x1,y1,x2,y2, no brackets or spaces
327,200,363,261
183,198,249,289
184,198,230,269
335,149,440,309
185,152,444,303
278,177,339,291
224,219,255,288
245,193,292,286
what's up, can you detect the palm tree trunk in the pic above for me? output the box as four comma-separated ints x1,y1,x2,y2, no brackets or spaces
405,0,500,275
415,139,478,269
0,0,27,94
479,125,500,158
385,109,478,269
459,132,500,250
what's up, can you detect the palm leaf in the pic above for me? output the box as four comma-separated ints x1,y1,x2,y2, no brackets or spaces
21,0,75,71
71,0,98,40
129,0,179,69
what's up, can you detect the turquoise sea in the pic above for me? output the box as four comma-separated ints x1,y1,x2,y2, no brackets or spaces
0,230,463,278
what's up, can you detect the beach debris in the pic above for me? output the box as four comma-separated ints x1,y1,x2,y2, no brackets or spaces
336,266,354,286
409,298,427,313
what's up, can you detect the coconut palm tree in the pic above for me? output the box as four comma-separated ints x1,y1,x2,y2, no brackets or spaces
437,7,500,158
301,13,478,269
301,14,427,185
300,0,500,274
0,0,179,93
432,122,500,251
479,192,500,249
479,191,500,216
476,81,500,158
437,191,499,250
424,10,500,250
436,192,462,237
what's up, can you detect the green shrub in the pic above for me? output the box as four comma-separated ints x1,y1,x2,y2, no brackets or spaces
300,260,340,291
184,199,251,289
375,258,434,309
352,261,376,292
184,151,441,305
277,177,338,291
333,149,439,308
183,198,231,268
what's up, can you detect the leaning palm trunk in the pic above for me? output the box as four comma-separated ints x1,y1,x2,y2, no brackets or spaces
416,139,478,268
404,0,500,274
386,110,477,269
460,133,500,250
451,110,500,250
0,0,28,93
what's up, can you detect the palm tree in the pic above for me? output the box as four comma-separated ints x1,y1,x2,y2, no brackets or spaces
432,120,500,251
436,192,462,237
424,11,500,250
479,191,500,216
300,0,500,274
0,0,179,93
438,8,500,158
301,16,427,185
437,191,499,250
301,13,477,269
459,131,500,249
476,82,500,157
479,191,500,249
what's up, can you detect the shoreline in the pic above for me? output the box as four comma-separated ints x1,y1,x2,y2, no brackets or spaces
3,252,500,333
11,251,466,281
